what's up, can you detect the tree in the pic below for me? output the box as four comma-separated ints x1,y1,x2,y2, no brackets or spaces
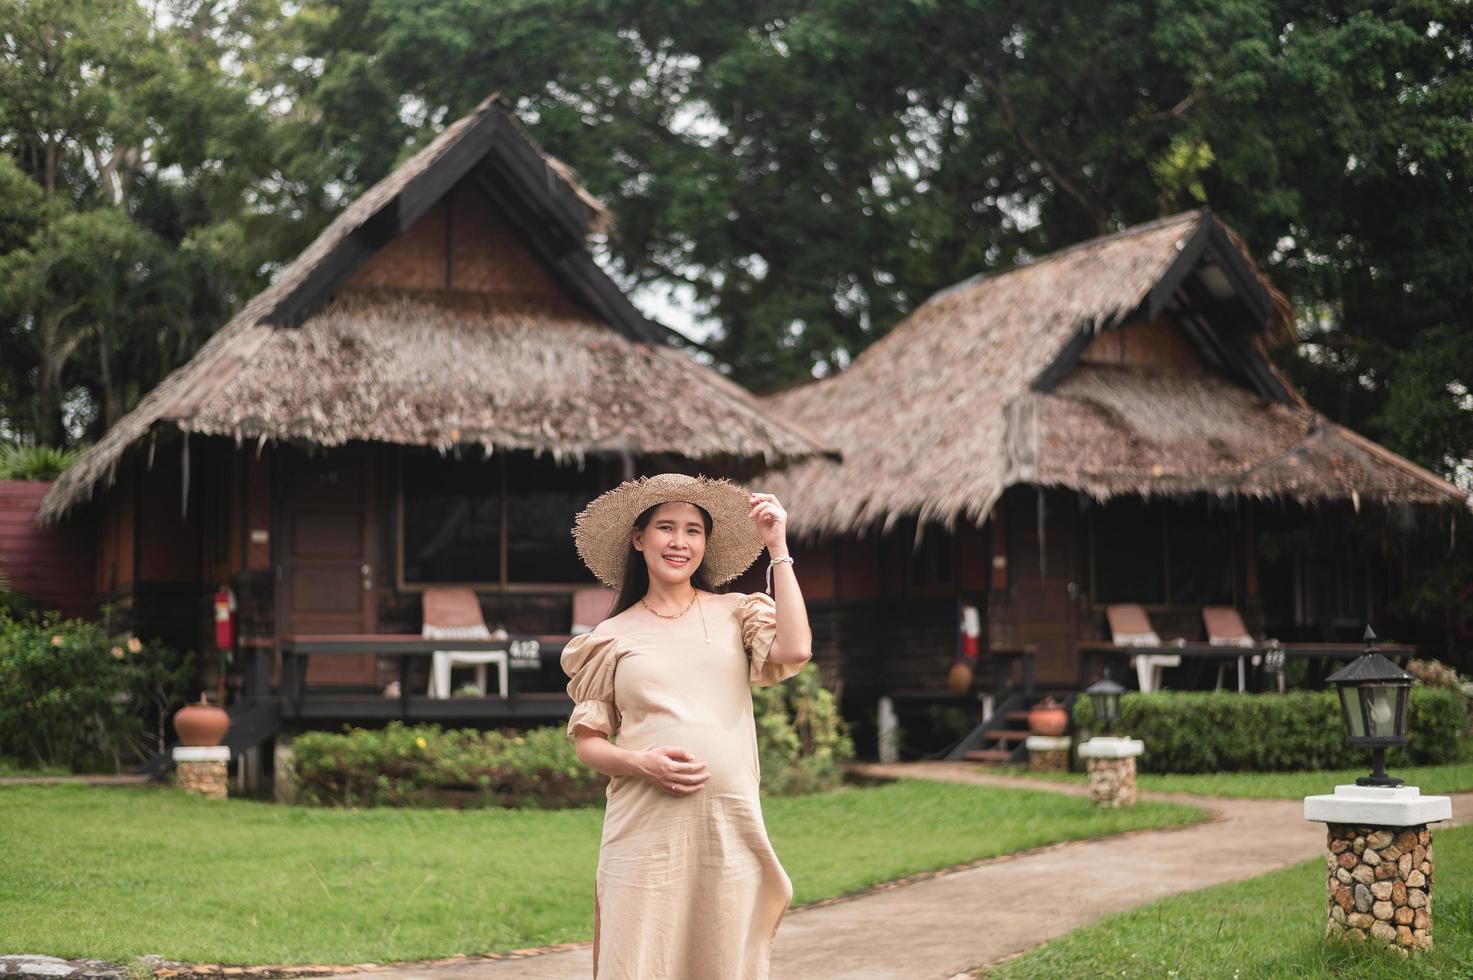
277,0,1473,484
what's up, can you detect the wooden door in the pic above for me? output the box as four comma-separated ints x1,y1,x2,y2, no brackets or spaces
1007,488,1083,687
282,446,378,686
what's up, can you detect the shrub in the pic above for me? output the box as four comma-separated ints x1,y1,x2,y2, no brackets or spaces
750,663,856,795
1072,688,1465,774
1406,658,1463,690
0,611,195,772
286,664,855,807
287,721,605,809
0,443,82,481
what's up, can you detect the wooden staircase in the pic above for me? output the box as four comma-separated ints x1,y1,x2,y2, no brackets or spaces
941,691,1078,765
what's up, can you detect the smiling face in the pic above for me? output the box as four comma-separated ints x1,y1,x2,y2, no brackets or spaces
632,500,709,588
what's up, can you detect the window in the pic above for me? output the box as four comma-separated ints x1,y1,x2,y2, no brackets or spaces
1092,499,1166,604
401,454,501,584
1090,498,1235,606
399,449,611,587
507,454,608,583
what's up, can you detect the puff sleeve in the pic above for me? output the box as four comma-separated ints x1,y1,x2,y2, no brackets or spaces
735,592,807,687
560,631,622,740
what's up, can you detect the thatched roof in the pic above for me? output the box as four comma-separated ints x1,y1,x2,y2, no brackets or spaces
763,209,1469,537
173,291,825,461
41,94,829,522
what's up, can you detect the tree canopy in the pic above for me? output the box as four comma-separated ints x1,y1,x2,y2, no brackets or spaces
0,0,1469,487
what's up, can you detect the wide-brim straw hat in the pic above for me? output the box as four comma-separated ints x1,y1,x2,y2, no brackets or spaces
572,473,765,588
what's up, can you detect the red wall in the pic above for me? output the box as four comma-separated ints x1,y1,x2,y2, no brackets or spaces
0,481,95,618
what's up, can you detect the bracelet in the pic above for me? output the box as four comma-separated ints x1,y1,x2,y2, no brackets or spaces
766,555,795,595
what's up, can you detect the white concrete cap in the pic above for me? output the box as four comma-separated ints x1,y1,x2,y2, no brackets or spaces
1025,735,1072,751
172,745,231,762
1077,736,1144,759
1303,784,1452,826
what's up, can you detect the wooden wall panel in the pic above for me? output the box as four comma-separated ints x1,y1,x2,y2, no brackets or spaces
348,200,448,291
449,184,567,302
136,447,199,581
0,481,95,618
1080,315,1202,372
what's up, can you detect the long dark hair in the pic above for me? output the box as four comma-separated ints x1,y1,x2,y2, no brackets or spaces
608,502,715,616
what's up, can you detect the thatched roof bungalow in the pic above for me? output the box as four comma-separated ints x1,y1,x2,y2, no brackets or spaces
749,210,1468,760
39,93,831,783
764,209,1464,536
43,94,824,524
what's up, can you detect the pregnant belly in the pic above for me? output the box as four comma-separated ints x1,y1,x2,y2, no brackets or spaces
617,719,757,797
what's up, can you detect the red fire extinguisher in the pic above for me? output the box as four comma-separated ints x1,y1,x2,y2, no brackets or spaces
214,584,237,651
948,602,983,695
960,603,981,661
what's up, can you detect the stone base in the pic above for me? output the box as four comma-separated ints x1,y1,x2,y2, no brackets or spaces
1323,823,1434,952
173,745,229,800
1025,735,1071,773
1084,756,1137,807
1078,737,1142,808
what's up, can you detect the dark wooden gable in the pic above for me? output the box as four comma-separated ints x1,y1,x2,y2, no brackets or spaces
1032,212,1297,404
264,101,668,344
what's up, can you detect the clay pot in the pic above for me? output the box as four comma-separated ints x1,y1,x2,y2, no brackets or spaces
946,661,973,695
1027,697,1069,737
173,694,230,747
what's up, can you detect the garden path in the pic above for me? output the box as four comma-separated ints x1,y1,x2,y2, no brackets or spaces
332,762,1473,980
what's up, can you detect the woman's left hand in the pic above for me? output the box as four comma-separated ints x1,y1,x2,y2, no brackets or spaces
748,492,788,551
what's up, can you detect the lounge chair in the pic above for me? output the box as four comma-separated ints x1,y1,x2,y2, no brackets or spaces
571,585,617,635
1105,604,1181,693
1202,606,1263,691
423,586,508,698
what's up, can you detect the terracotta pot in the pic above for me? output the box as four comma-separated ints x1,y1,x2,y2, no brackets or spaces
946,661,974,695
1027,697,1069,737
173,694,231,747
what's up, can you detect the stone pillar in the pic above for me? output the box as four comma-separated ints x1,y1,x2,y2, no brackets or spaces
172,745,230,800
1025,735,1071,773
1305,784,1451,952
1077,736,1144,807
273,735,298,804
877,696,899,764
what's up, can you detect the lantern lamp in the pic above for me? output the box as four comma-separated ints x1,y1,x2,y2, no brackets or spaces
1085,670,1126,735
1324,626,1413,788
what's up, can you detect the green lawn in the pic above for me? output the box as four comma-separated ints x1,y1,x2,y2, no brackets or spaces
990,821,1473,979
0,779,1203,965
992,761,1473,800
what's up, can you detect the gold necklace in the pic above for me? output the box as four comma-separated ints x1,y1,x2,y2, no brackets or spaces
640,591,712,644
641,591,698,619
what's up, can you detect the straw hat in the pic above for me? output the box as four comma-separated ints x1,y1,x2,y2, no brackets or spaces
572,473,765,589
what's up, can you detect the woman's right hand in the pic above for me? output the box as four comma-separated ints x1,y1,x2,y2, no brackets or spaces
639,745,710,796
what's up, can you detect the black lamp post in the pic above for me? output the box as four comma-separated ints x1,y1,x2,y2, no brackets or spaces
1085,670,1126,735
1325,626,1413,788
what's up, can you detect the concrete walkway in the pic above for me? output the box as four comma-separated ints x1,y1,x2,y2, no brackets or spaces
0,773,154,786
334,763,1473,980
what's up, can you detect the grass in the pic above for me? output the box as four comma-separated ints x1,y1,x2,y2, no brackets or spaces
992,760,1473,800
989,822,1473,979
0,778,1204,965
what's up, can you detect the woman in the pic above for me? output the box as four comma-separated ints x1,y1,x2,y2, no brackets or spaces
560,472,813,979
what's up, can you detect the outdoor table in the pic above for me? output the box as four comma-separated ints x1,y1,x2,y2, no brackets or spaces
279,634,570,719
1077,639,1416,693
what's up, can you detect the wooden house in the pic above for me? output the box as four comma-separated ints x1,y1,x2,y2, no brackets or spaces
755,210,1471,757
39,94,830,782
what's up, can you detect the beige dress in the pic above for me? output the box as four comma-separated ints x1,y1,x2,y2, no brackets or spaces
560,590,805,979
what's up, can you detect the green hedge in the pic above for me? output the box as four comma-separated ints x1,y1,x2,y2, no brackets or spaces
286,721,605,809
1072,689,1465,774
286,664,857,808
